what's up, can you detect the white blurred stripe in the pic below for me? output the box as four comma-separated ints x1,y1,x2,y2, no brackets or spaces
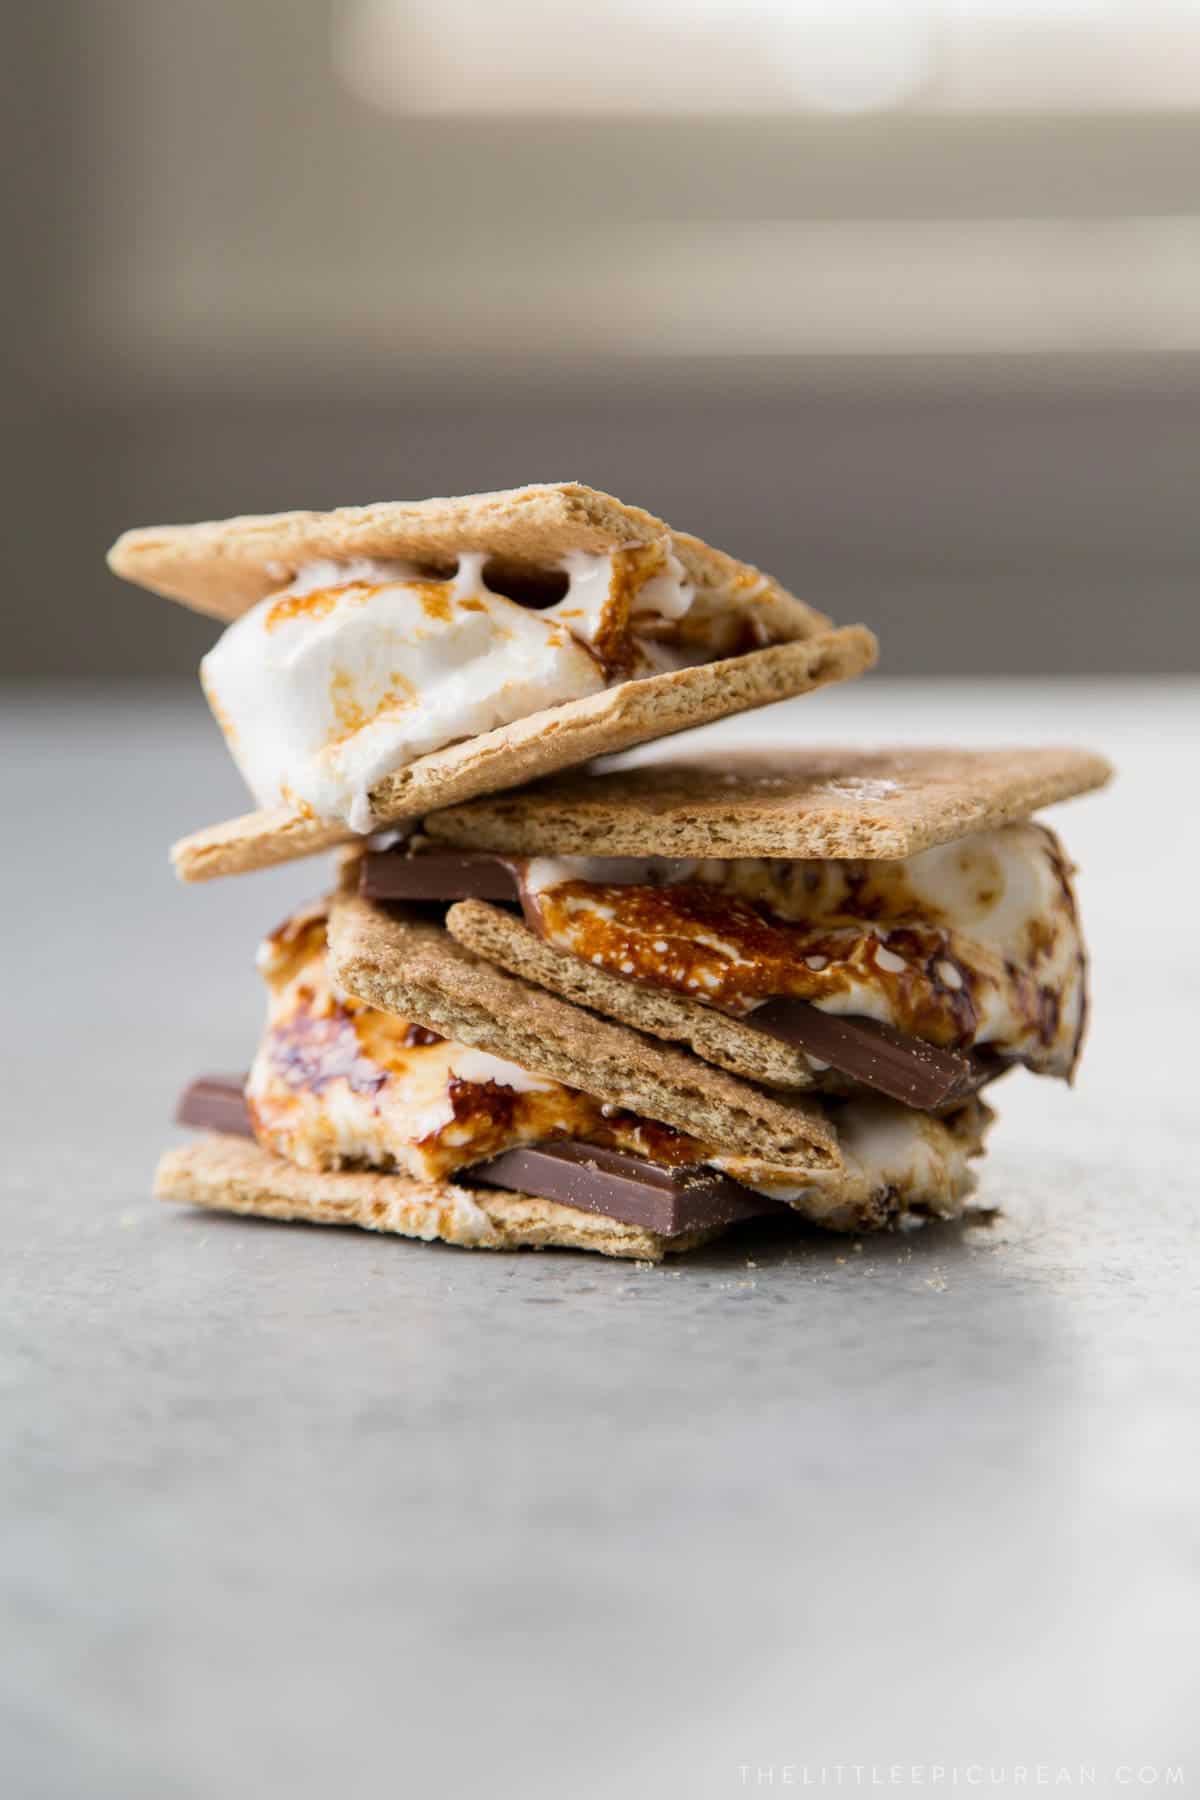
99,216,1200,362
337,0,1200,117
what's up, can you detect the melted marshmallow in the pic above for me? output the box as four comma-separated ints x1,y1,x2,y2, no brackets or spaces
202,549,698,832
718,1096,982,1226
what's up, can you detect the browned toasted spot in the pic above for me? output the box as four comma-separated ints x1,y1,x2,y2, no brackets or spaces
200,666,240,750
591,542,664,675
528,880,981,1049
260,906,328,986
265,581,378,630
329,667,366,739
418,582,455,623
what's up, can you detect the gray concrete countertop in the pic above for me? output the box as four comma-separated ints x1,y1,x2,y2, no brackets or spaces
3,678,1197,1799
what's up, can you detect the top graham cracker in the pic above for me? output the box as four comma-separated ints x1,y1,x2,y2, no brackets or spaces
106,480,827,634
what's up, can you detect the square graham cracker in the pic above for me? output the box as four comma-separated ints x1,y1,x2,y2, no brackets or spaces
423,746,1113,861
109,481,829,627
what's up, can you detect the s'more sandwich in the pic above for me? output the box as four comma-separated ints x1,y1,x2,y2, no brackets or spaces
157,743,1107,1265
118,486,1108,1263
107,483,876,878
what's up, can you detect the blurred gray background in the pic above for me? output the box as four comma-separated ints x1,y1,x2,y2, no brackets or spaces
4,0,1199,678
5,13,1200,1797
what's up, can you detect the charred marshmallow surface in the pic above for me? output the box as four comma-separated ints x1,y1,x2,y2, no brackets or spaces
246,904,981,1216
201,546,764,832
520,823,1086,1078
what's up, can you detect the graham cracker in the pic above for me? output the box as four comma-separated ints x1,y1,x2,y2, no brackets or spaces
171,629,876,881
424,746,1113,860
156,1135,709,1261
108,481,828,633
326,893,843,1173
446,898,828,1093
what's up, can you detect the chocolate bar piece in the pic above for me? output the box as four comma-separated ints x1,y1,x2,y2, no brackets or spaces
362,848,522,904
175,1074,256,1138
750,1000,995,1109
472,1141,787,1237
173,1075,781,1238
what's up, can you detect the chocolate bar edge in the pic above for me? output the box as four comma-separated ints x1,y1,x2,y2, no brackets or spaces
361,848,521,904
750,999,992,1108
472,1143,787,1236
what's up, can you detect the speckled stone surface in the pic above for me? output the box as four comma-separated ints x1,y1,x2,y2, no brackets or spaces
2,678,1197,1799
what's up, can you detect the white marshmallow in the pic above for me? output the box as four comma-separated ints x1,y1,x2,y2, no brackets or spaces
202,548,696,832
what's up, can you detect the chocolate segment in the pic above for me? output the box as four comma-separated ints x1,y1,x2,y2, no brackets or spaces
750,1000,993,1108
362,848,522,904
175,1074,255,1138
173,1075,781,1238
472,1141,787,1237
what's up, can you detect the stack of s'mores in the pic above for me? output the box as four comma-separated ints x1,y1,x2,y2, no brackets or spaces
109,483,1110,1261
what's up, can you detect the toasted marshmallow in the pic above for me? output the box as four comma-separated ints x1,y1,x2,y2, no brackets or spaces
201,548,698,832
247,902,711,1182
521,823,1087,1077
718,1095,985,1228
